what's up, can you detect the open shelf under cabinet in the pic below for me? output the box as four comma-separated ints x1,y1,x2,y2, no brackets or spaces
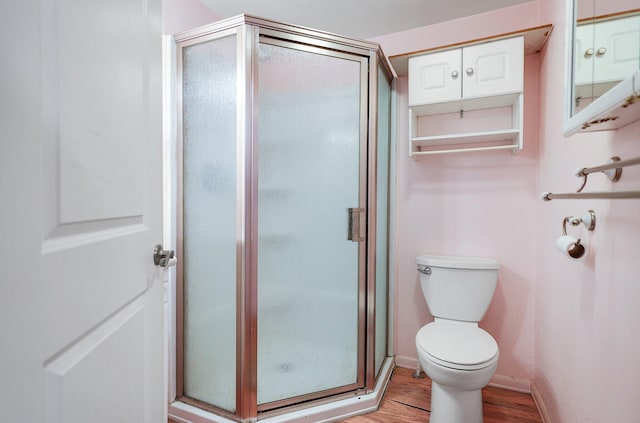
409,93,523,156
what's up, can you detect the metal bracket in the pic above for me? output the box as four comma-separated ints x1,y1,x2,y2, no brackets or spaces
575,156,622,192
562,210,596,236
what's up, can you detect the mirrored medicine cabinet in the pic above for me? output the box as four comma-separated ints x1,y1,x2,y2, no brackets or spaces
564,0,640,135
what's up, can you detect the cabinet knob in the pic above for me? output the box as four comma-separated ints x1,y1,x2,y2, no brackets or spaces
584,48,594,58
466,67,474,76
596,47,606,57
451,70,459,79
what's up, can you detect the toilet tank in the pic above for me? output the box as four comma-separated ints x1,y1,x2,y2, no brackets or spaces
416,255,499,322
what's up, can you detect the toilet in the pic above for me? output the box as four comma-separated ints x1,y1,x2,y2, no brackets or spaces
415,255,500,423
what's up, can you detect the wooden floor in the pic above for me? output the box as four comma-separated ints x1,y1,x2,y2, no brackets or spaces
169,367,542,423
341,367,542,423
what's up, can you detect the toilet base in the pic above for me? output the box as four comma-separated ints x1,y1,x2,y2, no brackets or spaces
429,381,483,423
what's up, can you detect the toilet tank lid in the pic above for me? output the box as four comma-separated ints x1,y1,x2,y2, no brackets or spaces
416,255,499,270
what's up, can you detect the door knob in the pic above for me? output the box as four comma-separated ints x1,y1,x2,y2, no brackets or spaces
153,244,175,267
596,47,606,57
465,67,474,76
584,48,594,58
451,70,459,79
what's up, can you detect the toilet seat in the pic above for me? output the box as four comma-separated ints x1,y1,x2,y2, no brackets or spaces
416,322,498,371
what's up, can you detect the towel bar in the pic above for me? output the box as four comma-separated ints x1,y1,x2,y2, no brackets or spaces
542,191,640,201
543,155,640,201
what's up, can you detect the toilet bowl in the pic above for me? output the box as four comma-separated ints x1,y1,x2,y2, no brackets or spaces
416,320,499,423
415,255,500,423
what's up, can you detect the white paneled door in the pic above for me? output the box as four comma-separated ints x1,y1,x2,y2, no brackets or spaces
0,1,165,422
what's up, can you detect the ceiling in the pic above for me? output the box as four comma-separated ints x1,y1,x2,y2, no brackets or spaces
199,0,533,39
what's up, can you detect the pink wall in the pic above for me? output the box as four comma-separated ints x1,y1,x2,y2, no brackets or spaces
375,2,542,389
378,0,640,420
535,0,640,421
578,0,640,20
162,0,219,35
370,2,540,58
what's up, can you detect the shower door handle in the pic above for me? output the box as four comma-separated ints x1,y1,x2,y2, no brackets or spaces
347,208,365,242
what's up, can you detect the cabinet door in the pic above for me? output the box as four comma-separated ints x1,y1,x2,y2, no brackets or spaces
408,48,462,106
462,36,523,99
593,15,640,85
574,22,595,87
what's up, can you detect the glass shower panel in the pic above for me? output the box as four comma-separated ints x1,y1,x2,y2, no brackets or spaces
182,34,237,412
375,66,391,376
257,41,363,405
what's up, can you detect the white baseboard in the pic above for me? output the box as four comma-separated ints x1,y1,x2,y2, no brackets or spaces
489,374,531,393
394,355,531,393
530,380,552,423
394,355,420,371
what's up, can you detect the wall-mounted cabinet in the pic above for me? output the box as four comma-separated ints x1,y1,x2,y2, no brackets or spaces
408,36,525,156
574,14,640,101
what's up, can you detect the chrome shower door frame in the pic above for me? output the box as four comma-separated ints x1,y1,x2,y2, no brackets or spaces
252,33,369,414
176,23,249,421
174,15,394,422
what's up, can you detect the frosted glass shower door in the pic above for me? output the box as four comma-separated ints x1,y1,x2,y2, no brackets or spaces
256,40,367,407
180,33,238,412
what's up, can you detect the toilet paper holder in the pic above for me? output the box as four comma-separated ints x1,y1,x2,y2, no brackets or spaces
562,209,596,235
558,210,596,259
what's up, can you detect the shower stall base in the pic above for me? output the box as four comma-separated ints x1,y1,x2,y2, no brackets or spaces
169,358,394,423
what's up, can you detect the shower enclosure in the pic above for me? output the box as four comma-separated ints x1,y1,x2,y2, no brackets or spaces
171,15,394,422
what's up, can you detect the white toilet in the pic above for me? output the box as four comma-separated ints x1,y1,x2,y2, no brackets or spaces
415,255,500,423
